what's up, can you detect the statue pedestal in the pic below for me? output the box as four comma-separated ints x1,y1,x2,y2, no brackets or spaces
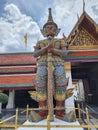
17,117,84,130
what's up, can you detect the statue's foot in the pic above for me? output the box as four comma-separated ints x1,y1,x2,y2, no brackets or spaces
64,111,76,122
29,111,47,122
55,111,76,122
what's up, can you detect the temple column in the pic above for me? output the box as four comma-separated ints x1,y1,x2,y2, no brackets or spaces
6,90,15,109
64,62,73,88
0,103,2,114
78,79,85,101
64,62,74,110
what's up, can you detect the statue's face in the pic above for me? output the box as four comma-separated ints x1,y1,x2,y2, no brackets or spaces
44,24,57,37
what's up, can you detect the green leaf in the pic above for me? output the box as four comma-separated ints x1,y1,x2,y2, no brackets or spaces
0,93,8,104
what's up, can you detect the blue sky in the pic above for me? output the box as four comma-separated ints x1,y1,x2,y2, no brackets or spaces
0,0,98,53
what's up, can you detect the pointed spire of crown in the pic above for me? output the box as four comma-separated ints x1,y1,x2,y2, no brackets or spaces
48,8,53,22
43,8,57,29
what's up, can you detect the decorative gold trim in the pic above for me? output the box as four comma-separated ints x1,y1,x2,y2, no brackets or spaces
66,12,98,46
69,27,98,47
64,62,71,71
68,45,98,50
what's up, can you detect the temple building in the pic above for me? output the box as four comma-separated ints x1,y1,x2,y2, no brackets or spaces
0,11,98,108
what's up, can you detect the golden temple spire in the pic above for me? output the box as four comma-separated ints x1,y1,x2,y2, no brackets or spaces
24,33,27,50
24,33,27,45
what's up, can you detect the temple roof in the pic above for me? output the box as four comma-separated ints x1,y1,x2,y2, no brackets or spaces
66,11,98,47
0,52,36,65
0,66,37,74
79,12,98,41
0,74,36,90
63,50,98,62
0,52,36,90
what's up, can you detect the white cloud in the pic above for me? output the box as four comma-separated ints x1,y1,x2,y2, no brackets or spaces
0,3,43,53
0,0,98,53
39,0,98,37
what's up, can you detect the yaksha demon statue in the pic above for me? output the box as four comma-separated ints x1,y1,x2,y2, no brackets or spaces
29,8,75,122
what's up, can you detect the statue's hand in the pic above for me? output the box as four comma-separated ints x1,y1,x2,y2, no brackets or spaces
47,48,54,53
48,43,53,48
46,44,53,53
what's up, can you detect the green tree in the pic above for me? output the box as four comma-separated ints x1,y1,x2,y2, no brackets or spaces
0,93,8,116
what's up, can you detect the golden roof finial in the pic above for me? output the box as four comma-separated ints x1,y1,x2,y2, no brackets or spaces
77,13,79,20
83,0,85,12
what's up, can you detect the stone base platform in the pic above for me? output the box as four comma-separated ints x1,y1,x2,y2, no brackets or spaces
17,118,84,130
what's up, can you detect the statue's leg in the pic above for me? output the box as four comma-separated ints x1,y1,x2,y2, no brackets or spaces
54,65,75,122
29,100,48,122
29,62,48,122
54,65,66,118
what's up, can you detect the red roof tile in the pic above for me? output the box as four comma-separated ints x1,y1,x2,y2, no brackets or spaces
0,66,37,73
0,53,37,65
0,74,36,84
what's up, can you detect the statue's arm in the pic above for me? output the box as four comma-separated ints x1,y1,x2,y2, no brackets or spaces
33,46,47,57
52,46,67,56
33,41,51,57
48,39,68,56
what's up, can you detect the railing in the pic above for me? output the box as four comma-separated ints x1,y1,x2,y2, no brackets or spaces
0,104,98,130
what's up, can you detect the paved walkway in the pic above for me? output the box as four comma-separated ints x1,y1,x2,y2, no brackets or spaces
1,108,26,124
87,104,98,119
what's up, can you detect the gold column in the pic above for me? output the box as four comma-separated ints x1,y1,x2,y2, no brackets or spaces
64,62,71,72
